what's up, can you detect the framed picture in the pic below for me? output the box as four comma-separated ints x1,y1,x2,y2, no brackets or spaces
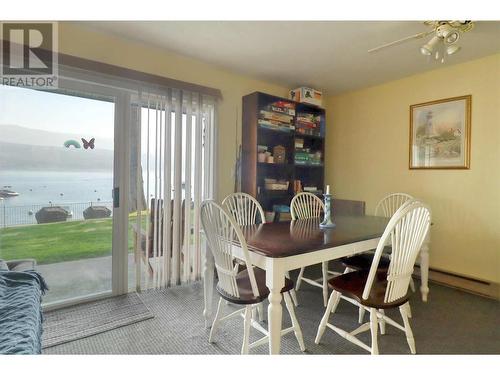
409,95,471,169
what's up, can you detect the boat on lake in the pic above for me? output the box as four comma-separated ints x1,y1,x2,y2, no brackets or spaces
0,189,19,198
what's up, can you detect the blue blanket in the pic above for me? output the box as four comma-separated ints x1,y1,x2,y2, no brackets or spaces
0,271,48,354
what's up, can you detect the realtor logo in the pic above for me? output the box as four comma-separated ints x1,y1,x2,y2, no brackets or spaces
1,22,58,88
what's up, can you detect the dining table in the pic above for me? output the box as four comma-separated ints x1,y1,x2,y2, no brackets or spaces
202,215,430,354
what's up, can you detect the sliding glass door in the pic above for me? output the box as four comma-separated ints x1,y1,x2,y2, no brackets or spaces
0,68,218,306
0,82,125,306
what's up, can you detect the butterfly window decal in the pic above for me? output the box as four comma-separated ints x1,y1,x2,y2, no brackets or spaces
81,138,95,150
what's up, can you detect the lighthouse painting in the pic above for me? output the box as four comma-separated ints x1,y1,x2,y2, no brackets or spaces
410,95,471,169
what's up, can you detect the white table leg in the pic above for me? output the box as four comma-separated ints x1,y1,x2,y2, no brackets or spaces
266,259,285,354
420,233,430,302
321,261,329,307
203,246,215,328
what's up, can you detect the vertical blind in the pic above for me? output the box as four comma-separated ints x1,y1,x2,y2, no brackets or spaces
131,89,216,291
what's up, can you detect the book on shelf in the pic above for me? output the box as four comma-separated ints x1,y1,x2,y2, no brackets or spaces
296,120,318,129
294,160,309,165
273,101,296,110
258,119,294,132
294,149,322,165
297,113,321,123
269,100,296,115
269,105,296,116
295,112,322,136
272,204,290,213
296,127,321,137
259,110,294,124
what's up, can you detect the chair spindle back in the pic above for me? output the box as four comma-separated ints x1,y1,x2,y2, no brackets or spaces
374,193,414,218
200,200,259,299
363,200,431,303
222,192,266,225
290,192,325,220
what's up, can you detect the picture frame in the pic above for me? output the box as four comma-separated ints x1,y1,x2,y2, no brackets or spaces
409,95,471,169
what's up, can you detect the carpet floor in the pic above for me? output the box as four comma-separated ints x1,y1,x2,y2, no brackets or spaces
43,271,500,355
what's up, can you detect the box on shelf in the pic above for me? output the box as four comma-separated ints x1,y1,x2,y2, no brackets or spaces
272,204,290,213
265,182,289,191
273,145,286,164
265,211,276,223
268,100,296,116
303,186,319,192
264,178,289,190
289,87,323,107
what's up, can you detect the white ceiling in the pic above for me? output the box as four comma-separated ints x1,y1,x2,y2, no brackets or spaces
82,21,500,94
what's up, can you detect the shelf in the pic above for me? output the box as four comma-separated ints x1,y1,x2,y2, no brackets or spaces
258,125,294,136
294,163,324,168
259,190,292,196
258,162,292,167
294,133,324,140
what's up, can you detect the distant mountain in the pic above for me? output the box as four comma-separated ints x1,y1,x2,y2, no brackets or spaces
0,124,114,150
0,141,113,171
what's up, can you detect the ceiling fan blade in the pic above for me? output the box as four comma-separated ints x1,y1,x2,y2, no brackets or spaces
368,30,435,53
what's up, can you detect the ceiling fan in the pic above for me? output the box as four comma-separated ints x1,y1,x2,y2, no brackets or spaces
368,21,474,63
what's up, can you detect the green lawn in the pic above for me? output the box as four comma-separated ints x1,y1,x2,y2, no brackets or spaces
0,218,140,265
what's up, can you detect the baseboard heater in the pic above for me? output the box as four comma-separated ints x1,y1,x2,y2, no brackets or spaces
413,265,500,300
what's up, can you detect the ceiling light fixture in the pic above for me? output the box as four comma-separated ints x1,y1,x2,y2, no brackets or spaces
420,36,440,56
420,23,467,63
446,45,461,55
368,21,474,64
437,24,460,44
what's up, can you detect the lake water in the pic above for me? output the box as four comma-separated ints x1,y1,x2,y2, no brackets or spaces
0,170,113,226
0,170,113,207
0,170,180,226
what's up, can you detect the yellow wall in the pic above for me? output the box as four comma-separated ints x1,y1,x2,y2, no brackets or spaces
325,54,500,283
58,22,290,201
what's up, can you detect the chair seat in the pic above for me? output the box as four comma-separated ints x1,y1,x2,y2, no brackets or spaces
328,269,410,309
342,251,391,271
217,267,294,305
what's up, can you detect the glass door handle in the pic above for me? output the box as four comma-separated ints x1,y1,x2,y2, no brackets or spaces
113,187,120,208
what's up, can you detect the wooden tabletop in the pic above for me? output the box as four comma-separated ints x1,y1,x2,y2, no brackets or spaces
240,215,389,258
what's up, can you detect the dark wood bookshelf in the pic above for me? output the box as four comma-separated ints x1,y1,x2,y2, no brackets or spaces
241,91,326,215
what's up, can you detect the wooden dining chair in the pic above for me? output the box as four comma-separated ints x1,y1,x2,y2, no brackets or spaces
201,200,305,354
342,193,415,323
222,192,299,309
315,200,431,354
222,192,265,226
332,198,366,217
291,192,335,307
